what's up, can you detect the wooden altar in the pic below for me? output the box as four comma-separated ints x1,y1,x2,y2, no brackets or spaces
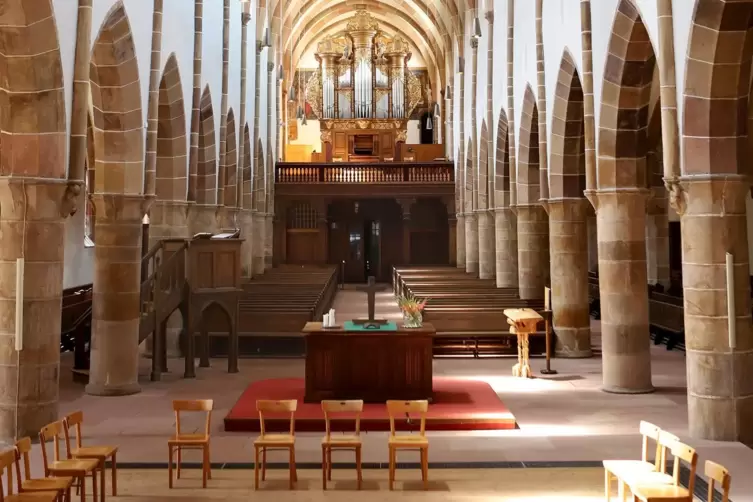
302,321,436,402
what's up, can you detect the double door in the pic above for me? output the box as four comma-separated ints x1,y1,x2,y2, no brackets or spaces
343,220,381,283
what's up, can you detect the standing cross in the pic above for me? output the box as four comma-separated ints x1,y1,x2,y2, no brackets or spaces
355,276,388,322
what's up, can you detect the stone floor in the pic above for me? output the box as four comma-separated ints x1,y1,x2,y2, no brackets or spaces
45,289,753,500
74,467,608,501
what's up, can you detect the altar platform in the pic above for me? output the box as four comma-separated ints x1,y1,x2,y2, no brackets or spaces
223,377,517,432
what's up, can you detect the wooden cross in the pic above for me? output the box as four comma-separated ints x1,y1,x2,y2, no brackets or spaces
355,276,388,323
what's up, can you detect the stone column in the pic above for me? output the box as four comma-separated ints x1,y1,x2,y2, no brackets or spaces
495,207,518,287
264,212,273,269
465,212,479,274
587,213,598,272
456,213,466,269
149,200,190,246
143,0,164,198
589,189,653,393
187,0,203,202
0,180,71,440
86,195,151,396
477,209,495,279
516,205,549,299
646,188,671,289
681,176,753,442
252,211,265,274
448,214,457,265
548,199,591,357
238,8,252,277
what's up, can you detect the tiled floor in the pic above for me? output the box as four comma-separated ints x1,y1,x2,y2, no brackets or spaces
48,289,753,500
78,467,608,501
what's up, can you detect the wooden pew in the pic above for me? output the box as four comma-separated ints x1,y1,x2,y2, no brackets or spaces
59,284,93,383
393,266,550,358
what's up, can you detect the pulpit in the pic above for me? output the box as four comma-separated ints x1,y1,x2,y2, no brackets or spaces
186,237,243,377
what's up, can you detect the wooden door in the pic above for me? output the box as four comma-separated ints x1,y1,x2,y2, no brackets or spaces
344,223,365,283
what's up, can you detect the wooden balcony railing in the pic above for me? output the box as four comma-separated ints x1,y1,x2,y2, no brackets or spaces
276,161,454,184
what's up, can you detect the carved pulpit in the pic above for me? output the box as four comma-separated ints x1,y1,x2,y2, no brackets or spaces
186,237,243,377
504,308,543,379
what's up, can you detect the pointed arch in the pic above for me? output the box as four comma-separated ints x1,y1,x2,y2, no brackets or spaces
196,85,217,204
598,0,656,190
89,1,143,194
254,138,266,212
224,108,238,207
0,0,66,178
242,124,253,210
156,53,188,201
495,109,510,208
518,85,540,205
464,137,474,213
550,50,586,199
478,120,489,209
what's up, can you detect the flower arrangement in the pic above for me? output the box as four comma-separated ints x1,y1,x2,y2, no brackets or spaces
396,293,428,328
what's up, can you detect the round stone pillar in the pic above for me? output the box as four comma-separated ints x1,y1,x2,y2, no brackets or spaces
548,199,591,357
646,189,671,289
681,176,753,442
240,209,254,278
0,180,70,440
264,213,273,269
477,209,495,279
591,189,653,393
456,213,466,269
252,211,265,274
464,212,479,274
86,194,150,396
516,204,549,300
494,207,518,288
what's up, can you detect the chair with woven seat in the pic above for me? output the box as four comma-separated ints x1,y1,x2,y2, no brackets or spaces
254,400,298,490
321,400,363,490
386,400,429,491
0,449,58,502
63,411,118,499
603,422,677,501
12,437,73,502
167,399,213,489
39,421,99,502
630,439,698,502
704,460,730,502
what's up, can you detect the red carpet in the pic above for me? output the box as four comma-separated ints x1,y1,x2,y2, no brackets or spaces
223,377,517,432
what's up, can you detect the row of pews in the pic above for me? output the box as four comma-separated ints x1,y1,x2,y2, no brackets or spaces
393,267,550,358
204,265,339,357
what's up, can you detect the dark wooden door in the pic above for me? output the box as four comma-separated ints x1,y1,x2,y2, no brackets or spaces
345,223,365,283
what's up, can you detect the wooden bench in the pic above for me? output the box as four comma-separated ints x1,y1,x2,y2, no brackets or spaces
59,284,93,383
393,266,551,358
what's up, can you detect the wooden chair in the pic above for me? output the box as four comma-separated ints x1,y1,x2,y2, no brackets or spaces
167,399,213,489
63,411,118,499
705,460,730,502
603,422,676,501
39,421,99,502
0,449,58,502
386,400,429,491
321,400,363,490
254,400,298,490
630,440,698,502
12,437,73,502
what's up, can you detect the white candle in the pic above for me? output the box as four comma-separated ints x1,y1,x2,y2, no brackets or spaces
15,258,24,351
726,253,736,349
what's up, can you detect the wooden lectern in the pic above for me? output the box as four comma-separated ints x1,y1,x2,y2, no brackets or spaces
504,308,543,379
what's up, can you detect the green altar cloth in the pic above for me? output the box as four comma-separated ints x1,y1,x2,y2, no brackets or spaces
343,320,398,332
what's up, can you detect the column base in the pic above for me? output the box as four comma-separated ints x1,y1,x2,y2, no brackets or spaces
85,382,141,397
464,212,479,274
602,385,655,395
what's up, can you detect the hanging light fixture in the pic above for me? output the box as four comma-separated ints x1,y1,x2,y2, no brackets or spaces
302,114,308,126
296,106,303,119
433,102,441,116
288,85,296,102
262,28,271,48
457,57,464,74
472,17,482,39
278,64,284,81
445,85,452,100
426,113,433,130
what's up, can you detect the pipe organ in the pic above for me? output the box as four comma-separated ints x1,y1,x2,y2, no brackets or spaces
305,10,424,162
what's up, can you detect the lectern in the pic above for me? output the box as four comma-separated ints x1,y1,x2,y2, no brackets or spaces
504,308,543,379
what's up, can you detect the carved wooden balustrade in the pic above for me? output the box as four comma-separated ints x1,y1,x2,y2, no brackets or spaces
276,161,454,184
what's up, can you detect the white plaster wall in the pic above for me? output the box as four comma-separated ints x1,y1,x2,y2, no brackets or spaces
407,120,422,145
511,0,537,168
490,0,508,162
289,119,322,151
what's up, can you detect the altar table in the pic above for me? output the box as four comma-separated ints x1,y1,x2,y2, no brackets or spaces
302,321,436,403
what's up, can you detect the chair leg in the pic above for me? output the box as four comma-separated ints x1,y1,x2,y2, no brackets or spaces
389,447,395,491
202,447,208,488
262,448,267,481
327,448,332,481
421,448,428,490
254,447,260,490
168,446,173,489
111,453,117,496
355,446,362,490
92,470,99,502
100,462,106,502
206,446,212,479
79,475,86,502
604,469,610,502
322,447,327,491
177,447,182,479
288,448,295,490
292,447,298,482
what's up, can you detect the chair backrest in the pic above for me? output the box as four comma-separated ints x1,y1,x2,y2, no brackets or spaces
655,429,679,472
386,400,428,436
0,448,16,499
173,399,213,438
39,420,68,475
638,421,661,462
321,400,363,439
13,437,33,482
257,400,297,436
705,460,730,502
669,440,698,494
64,411,85,452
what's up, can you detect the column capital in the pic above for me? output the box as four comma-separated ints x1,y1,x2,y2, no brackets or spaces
268,62,274,73
470,37,479,50
242,13,252,25
484,11,494,23
663,176,687,216
0,177,84,220
256,40,263,54
91,193,155,222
